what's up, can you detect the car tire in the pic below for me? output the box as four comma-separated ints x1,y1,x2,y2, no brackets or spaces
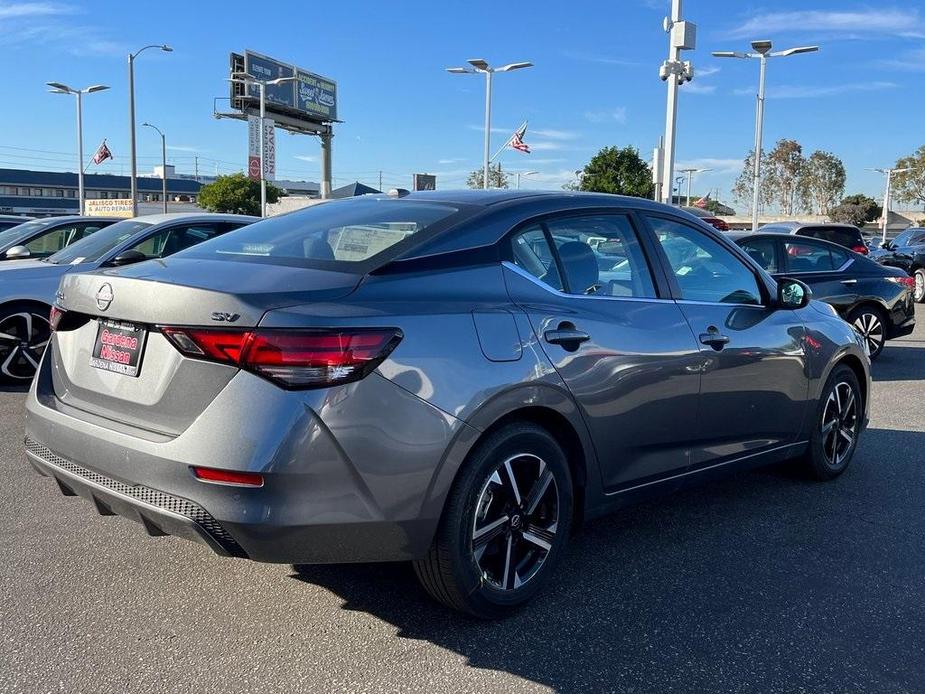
913,269,925,303
847,305,887,360
0,302,51,384
413,422,573,619
800,364,862,481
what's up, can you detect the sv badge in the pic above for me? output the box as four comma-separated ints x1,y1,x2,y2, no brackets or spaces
210,312,240,323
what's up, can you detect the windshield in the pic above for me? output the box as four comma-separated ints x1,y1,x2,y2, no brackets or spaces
178,198,462,271
47,220,152,264
0,219,56,250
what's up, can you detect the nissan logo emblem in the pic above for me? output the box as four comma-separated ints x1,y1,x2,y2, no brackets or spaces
96,283,114,311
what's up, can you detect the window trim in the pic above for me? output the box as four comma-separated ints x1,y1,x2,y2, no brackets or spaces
638,211,774,307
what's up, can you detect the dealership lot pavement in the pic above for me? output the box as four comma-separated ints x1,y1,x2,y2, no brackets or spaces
2,313,923,694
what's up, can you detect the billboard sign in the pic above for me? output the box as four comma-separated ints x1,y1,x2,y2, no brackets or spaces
413,174,436,191
238,50,337,124
85,199,134,218
263,118,276,181
244,51,295,109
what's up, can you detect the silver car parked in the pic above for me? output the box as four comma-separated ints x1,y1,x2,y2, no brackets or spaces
0,213,256,382
25,192,870,618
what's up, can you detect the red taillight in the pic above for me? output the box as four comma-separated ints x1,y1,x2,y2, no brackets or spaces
852,244,869,255
709,218,729,231
192,466,264,487
49,305,65,331
161,327,403,389
887,275,916,289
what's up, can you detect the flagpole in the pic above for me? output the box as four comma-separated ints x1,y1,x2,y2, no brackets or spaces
490,120,528,163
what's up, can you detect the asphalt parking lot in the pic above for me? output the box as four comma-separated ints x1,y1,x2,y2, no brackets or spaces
1,312,923,694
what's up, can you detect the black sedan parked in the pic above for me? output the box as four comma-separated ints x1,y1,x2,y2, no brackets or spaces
730,231,915,358
0,216,116,261
870,227,925,303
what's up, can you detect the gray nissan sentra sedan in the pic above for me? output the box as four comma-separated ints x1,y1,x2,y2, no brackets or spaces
25,191,870,618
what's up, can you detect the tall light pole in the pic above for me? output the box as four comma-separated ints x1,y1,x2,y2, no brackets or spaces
869,167,911,244
658,0,696,205
677,167,712,205
142,122,167,213
446,58,532,189
129,44,172,216
713,41,818,231
47,82,109,215
516,170,538,189
229,74,296,217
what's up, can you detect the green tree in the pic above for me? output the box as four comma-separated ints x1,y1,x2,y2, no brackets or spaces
576,146,654,197
829,194,881,226
467,163,509,189
764,139,807,214
802,150,846,215
892,145,925,204
731,150,773,211
197,173,282,216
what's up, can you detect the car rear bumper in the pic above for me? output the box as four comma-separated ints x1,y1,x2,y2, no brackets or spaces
888,314,915,339
25,355,470,564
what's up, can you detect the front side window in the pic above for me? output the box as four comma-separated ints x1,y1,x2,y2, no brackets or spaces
544,215,656,298
25,225,78,256
646,216,762,305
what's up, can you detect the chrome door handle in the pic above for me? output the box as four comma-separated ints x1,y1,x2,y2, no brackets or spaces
699,327,730,350
544,329,590,346
841,279,857,285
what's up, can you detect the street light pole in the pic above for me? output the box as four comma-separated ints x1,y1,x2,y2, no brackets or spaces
713,41,818,230
128,44,172,217
142,122,167,213
658,0,696,205
47,82,110,216
677,167,712,206
516,170,538,189
870,167,912,244
446,58,533,189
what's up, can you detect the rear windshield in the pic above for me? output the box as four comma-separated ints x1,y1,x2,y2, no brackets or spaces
47,220,152,264
0,219,55,250
799,226,861,247
178,198,462,271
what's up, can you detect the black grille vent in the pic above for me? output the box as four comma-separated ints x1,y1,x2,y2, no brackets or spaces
24,438,245,557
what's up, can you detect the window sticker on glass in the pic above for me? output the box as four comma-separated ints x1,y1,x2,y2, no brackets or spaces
331,224,416,261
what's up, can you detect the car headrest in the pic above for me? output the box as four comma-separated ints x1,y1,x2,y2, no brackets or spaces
558,241,599,294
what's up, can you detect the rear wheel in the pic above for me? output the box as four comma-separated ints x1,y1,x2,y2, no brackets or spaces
413,422,573,619
848,305,886,360
0,303,51,383
800,364,862,481
913,269,925,303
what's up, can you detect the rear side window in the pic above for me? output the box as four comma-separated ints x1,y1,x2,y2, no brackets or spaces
127,224,224,259
544,215,656,298
180,198,461,271
510,226,563,291
784,241,845,272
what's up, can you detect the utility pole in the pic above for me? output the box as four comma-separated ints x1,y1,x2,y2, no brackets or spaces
658,0,696,205
379,170,383,191
194,156,199,182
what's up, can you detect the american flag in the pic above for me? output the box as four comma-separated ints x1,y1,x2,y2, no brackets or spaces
92,140,113,165
509,122,530,154
693,193,711,209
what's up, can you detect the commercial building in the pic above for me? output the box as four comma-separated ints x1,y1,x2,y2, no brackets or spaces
0,167,203,217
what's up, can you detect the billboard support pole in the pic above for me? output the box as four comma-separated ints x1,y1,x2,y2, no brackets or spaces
76,90,84,216
258,81,267,218
320,128,332,199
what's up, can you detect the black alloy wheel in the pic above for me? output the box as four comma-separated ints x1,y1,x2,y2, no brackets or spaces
0,306,50,382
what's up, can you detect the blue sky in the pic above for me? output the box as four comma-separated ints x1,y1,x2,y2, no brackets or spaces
1,0,923,209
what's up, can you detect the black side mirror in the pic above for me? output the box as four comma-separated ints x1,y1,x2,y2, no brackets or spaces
777,277,812,309
881,241,893,250
108,249,147,266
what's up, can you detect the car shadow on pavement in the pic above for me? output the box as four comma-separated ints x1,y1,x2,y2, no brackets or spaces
0,382,30,393
291,427,925,692
872,346,925,381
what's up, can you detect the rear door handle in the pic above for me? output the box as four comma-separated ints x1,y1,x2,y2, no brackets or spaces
544,329,590,346
699,327,730,350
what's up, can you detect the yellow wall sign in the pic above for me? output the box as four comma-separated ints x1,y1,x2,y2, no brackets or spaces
85,198,134,218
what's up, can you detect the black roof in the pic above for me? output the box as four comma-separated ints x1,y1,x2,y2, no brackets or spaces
330,181,382,198
0,168,202,193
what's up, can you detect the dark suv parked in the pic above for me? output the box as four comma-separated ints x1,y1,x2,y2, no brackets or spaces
872,227,925,302
759,222,869,256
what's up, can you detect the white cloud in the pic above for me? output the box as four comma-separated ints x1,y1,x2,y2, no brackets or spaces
167,145,205,153
0,3,127,54
530,128,578,140
728,9,925,40
697,66,721,78
527,141,564,152
675,158,743,175
683,83,716,95
438,158,466,165
0,2,71,19
584,107,628,124
562,50,642,67
879,47,925,71
294,155,317,162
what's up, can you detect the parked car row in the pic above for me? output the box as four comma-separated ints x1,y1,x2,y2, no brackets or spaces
14,194,874,618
